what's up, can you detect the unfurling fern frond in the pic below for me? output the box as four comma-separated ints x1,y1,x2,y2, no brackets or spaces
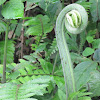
55,3,88,99
0,76,51,100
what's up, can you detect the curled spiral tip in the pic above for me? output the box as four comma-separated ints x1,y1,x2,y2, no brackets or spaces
66,10,81,28
64,4,88,34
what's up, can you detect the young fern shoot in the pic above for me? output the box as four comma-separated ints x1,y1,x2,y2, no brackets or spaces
55,4,88,99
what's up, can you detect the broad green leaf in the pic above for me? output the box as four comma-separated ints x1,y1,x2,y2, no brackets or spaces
87,70,100,97
82,47,94,57
93,48,100,63
39,0,62,21
74,61,97,90
1,0,24,19
0,40,15,64
0,0,6,5
89,0,100,22
92,39,100,49
70,53,90,64
24,15,53,35
86,36,94,43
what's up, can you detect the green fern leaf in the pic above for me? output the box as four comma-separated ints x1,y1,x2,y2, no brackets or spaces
0,76,51,100
76,0,91,13
46,38,58,60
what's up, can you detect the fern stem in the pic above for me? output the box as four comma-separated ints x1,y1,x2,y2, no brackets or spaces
2,22,9,83
55,4,88,99
16,84,21,100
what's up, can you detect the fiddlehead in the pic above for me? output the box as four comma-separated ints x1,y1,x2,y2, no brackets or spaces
55,4,88,99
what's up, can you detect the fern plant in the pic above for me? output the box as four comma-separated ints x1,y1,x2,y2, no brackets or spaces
0,76,51,100
45,38,58,60
0,0,100,100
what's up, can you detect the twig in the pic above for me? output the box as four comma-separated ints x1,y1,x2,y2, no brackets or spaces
21,21,24,58
21,2,27,58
